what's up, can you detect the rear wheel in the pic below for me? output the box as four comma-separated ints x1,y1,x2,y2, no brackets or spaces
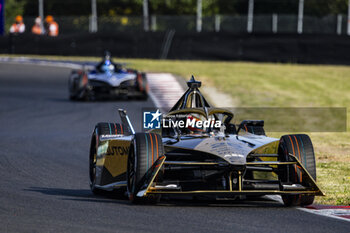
69,70,89,101
278,134,316,206
89,130,103,195
127,133,164,203
89,122,130,195
136,73,148,100
68,72,79,100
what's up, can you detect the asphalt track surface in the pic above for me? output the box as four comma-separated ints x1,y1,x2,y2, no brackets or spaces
0,63,349,233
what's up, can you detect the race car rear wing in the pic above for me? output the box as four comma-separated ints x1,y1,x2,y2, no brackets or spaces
118,109,135,134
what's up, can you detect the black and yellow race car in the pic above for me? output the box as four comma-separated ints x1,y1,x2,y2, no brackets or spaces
89,76,323,206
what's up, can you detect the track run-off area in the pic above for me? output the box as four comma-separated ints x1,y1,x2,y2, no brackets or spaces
0,62,349,232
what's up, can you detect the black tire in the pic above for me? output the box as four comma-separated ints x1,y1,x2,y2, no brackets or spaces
68,77,78,100
89,122,130,195
69,71,91,101
127,133,164,203
89,130,104,195
94,122,131,136
68,70,85,101
136,73,148,100
69,95,77,101
278,134,316,206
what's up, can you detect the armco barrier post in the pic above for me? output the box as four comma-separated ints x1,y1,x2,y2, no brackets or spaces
297,0,304,34
38,0,45,34
348,0,350,35
272,14,278,34
143,0,149,31
337,14,342,35
151,15,157,31
215,15,221,32
247,0,254,33
90,0,98,33
0,0,4,36
196,0,202,32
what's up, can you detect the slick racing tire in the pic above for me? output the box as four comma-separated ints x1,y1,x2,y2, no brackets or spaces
127,133,164,204
68,70,90,101
278,134,316,207
89,123,130,195
68,71,80,100
136,73,149,100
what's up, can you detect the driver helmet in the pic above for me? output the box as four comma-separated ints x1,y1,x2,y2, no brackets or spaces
101,51,115,73
186,114,205,134
101,60,115,73
186,113,216,134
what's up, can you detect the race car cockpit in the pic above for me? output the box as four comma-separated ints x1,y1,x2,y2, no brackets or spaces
162,76,235,137
96,51,122,74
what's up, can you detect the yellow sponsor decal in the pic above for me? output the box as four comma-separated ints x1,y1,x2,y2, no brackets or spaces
97,140,131,177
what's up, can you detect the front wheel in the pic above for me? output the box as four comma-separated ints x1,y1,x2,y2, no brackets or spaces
89,123,130,195
136,73,149,100
127,133,163,203
89,131,104,195
278,134,316,206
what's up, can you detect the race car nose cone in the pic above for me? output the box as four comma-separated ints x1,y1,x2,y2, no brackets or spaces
187,75,201,88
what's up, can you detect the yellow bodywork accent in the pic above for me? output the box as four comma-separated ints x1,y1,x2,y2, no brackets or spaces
251,140,279,156
97,139,131,177
250,140,279,179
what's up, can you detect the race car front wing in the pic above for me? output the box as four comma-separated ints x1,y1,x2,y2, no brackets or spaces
136,154,324,198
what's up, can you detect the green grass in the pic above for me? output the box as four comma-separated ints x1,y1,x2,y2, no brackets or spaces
3,55,350,205
316,162,350,205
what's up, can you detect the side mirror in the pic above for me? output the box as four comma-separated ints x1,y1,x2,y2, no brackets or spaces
118,109,135,134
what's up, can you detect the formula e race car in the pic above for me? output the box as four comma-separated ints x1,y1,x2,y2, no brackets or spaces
89,76,323,206
68,54,148,100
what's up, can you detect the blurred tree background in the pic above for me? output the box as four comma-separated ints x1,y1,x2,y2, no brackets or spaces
5,0,25,32
4,0,349,31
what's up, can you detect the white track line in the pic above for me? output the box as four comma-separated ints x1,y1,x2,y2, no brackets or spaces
297,207,350,223
0,57,99,70
147,73,184,111
0,57,85,69
266,195,350,222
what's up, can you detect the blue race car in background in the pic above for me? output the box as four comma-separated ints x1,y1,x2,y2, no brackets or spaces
68,52,148,101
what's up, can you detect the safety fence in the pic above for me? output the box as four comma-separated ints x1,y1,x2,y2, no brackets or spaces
17,14,348,35
2,32,350,65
